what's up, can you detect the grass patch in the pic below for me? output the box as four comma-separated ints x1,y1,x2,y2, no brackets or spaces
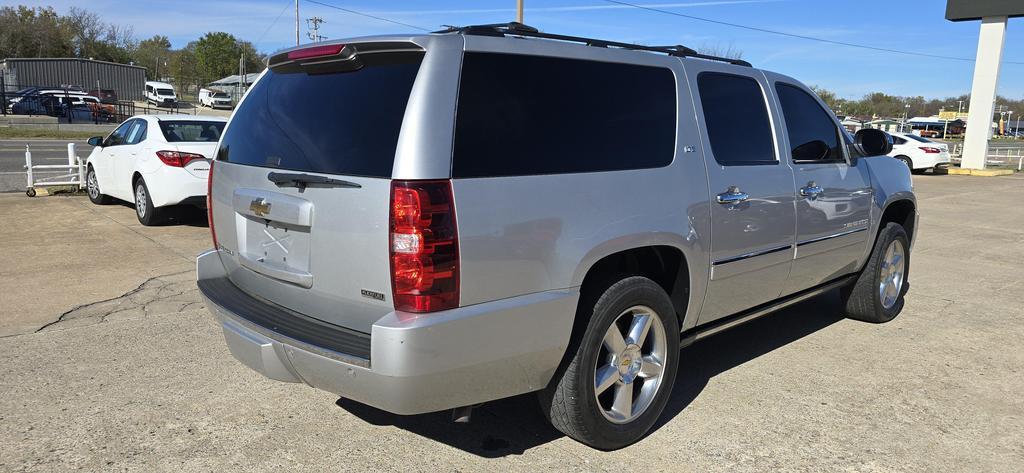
0,127,104,140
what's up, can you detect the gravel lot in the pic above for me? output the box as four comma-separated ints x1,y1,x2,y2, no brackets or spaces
0,173,1022,472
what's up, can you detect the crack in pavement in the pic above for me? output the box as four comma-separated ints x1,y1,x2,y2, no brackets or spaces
32,270,200,334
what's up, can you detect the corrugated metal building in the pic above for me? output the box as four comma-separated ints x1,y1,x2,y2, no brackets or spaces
0,58,146,101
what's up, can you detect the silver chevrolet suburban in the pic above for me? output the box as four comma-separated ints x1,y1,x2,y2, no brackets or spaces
197,23,916,450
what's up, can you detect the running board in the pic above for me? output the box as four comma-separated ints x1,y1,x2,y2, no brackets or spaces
684,275,856,344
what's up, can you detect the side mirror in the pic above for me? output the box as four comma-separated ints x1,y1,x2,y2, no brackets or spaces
87,136,104,147
792,140,831,161
853,129,892,157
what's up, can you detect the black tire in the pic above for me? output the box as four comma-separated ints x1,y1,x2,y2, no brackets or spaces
539,276,680,450
133,178,164,226
86,167,112,205
841,222,910,323
895,155,914,172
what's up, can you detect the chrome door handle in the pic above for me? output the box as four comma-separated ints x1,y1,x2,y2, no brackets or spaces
716,187,750,205
799,184,824,198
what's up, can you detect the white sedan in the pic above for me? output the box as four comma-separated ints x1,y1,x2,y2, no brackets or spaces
887,132,951,174
85,115,227,225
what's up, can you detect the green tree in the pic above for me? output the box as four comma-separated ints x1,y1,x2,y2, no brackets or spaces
134,35,171,79
810,85,844,115
0,6,72,58
193,32,240,84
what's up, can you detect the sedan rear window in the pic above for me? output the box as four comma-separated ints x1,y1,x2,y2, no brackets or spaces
905,134,932,143
216,52,423,178
159,121,225,142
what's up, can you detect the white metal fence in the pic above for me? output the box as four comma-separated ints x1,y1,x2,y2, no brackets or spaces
23,143,85,197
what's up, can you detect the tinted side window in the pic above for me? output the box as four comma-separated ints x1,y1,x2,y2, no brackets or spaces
697,73,776,165
105,120,134,146
892,136,907,145
775,83,843,161
452,53,676,178
217,53,423,177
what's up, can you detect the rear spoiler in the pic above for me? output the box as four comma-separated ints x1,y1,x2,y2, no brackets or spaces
267,42,424,74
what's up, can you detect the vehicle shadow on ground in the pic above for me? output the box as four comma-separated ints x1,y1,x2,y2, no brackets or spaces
115,202,209,227
335,291,847,457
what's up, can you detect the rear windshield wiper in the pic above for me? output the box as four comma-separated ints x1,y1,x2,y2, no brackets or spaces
267,172,361,190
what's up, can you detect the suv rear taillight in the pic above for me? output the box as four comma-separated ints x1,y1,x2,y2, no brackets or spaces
207,161,217,249
389,180,459,313
157,150,205,167
918,147,941,154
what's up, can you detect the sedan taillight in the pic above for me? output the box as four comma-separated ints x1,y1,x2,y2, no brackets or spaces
389,180,459,313
156,150,206,167
918,147,941,154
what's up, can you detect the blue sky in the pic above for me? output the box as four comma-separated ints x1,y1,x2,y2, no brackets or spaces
20,0,1023,99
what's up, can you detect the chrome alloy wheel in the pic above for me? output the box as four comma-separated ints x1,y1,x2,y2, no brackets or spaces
135,184,147,218
87,170,99,199
594,305,668,424
879,239,906,309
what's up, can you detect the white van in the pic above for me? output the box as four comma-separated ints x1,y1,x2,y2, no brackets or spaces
198,88,233,109
144,81,177,107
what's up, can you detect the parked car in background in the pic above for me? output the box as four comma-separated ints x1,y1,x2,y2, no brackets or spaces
197,25,918,450
88,89,118,104
198,89,233,109
85,115,227,225
144,81,177,107
10,94,60,115
888,132,950,173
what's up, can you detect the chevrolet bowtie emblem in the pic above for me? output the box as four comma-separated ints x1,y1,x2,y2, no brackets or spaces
249,198,271,217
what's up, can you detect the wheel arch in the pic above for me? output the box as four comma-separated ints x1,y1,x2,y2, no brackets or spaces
879,198,916,245
574,244,691,328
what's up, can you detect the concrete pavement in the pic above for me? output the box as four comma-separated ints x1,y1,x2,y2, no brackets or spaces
0,174,1022,471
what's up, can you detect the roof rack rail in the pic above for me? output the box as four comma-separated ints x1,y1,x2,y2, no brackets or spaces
436,22,751,67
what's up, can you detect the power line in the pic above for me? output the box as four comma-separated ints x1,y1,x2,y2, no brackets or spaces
255,0,295,48
304,0,432,32
600,0,1024,65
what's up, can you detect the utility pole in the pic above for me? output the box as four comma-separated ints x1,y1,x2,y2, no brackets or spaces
902,103,910,133
516,0,524,23
942,107,949,138
295,0,300,46
307,17,326,43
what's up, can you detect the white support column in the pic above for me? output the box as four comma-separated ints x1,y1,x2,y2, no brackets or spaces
961,16,1008,169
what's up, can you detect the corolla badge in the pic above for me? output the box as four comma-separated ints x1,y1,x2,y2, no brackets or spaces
249,198,271,217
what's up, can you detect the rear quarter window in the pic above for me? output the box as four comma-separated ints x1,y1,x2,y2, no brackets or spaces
452,53,676,178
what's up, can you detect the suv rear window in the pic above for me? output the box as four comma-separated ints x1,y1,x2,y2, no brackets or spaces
452,53,676,178
160,121,225,142
216,52,424,178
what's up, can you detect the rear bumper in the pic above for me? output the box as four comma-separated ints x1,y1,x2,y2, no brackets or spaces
144,167,207,207
918,153,951,169
197,249,578,415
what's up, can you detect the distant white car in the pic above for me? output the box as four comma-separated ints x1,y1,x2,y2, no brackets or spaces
198,89,233,109
85,115,227,225
887,132,951,173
